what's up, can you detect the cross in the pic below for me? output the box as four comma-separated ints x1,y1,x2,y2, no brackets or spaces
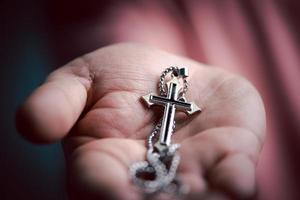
142,68,201,152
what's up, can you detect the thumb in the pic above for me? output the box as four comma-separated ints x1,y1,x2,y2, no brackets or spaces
16,58,91,143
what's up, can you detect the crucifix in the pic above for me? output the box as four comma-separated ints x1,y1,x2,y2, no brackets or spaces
142,67,201,152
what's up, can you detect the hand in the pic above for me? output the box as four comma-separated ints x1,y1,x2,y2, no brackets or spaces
16,43,266,200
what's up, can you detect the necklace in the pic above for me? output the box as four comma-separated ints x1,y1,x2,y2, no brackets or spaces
129,66,201,195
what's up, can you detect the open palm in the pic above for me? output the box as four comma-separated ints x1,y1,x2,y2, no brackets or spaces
16,43,265,200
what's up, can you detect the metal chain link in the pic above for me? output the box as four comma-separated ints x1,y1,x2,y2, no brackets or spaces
129,67,189,196
159,66,188,96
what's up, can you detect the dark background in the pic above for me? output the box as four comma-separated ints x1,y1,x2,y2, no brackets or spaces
1,0,66,199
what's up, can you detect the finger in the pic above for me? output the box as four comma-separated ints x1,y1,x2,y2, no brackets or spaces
179,127,261,199
16,58,91,143
67,138,146,200
208,153,256,199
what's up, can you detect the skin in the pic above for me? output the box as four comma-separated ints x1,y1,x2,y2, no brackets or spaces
16,43,266,200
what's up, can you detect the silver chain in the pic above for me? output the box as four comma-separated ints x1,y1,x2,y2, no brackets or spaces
129,67,188,196
159,66,188,96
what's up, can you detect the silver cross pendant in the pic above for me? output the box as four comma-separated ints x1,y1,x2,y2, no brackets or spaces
142,67,201,152
130,67,201,194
